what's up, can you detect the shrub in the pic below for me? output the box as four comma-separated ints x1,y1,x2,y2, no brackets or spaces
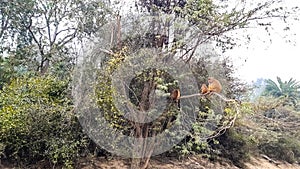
0,75,88,168
209,128,253,168
258,136,300,163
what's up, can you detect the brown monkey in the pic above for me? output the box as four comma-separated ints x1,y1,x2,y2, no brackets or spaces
170,89,180,109
170,89,180,101
201,84,208,94
207,77,222,93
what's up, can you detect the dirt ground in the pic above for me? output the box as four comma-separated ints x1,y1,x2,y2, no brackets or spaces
244,157,300,169
75,155,300,169
1,155,300,169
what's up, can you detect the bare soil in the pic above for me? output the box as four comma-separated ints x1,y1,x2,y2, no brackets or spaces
1,155,300,169
75,155,300,169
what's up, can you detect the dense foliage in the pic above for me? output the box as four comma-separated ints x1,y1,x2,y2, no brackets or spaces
0,75,88,168
0,0,299,168
263,77,300,107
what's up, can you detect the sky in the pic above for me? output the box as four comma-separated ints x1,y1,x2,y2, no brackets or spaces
224,0,300,83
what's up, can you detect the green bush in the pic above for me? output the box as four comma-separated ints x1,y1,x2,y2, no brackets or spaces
210,128,253,168
259,137,300,163
0,75,88,168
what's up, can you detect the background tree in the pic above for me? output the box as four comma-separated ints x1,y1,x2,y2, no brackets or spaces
0,75,88,168
0,0,111,75
263,77,300,107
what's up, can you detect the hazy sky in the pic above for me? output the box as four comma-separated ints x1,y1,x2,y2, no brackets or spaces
224,0,300,83
228,31,300,83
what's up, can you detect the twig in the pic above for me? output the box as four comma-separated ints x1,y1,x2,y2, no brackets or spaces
261,154,280,165
180,93,204,99
98,48,114,55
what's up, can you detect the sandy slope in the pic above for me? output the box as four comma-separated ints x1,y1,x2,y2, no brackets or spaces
1,155,299,168
245,157,300,169
76,156,300,169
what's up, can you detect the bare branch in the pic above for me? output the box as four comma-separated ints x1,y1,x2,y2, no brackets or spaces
180,92,238,103
98,48,114,55
56,29,77,47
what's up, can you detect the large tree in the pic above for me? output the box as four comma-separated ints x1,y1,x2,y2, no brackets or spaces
0,0,110,74
72,0,300,168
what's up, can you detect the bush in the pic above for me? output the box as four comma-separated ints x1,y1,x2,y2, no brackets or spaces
209,128,253,168
0,75,88,168
258,137,300,163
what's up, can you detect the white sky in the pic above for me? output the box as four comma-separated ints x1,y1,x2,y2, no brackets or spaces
224,0,300,83
229,32,300,83
226,22,300,83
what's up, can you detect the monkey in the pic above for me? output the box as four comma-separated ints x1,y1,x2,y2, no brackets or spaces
200,77,222,95
199,77,240,103
170,89,180,103
170,89,180,109
201,84,208,94
207,77,222,93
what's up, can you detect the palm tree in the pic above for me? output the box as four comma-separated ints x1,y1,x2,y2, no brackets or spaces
263,77,300,106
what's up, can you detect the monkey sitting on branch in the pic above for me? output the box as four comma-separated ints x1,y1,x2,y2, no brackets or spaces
181,77,237,103
170,89,181,109
201,77,222,95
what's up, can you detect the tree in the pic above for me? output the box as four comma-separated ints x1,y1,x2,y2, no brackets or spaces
73,0,299,168
0,0,111,74
263,77,300,107
0,75,87,167
135,0,299,58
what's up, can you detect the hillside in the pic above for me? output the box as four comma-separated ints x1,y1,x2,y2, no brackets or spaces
76,155,300,169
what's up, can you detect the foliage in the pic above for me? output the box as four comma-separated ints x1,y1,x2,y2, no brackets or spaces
0,75,88,168
259,137,300,163
0,56,30,90
0,57,14,89
238,96,300,164
79,7,245,166
210,128,253,168
94,47,128,129
263,77,300,107
172,60,244,158
206,93,296,167
254,96,287,112
0,0,111,74
1,0,299,168
90,47,242,168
